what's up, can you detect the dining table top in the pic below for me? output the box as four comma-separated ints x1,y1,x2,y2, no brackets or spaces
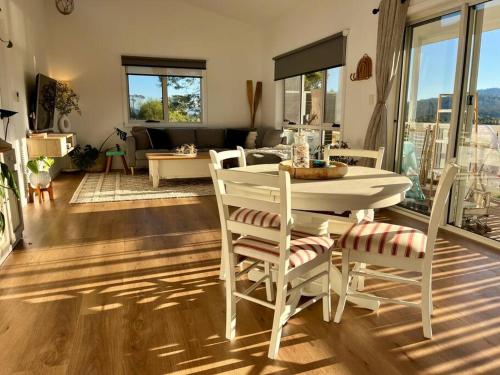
228,164,412,212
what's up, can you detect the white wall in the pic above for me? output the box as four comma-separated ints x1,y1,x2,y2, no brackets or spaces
0,0,50,203
45,0,265,149
261,0,381,148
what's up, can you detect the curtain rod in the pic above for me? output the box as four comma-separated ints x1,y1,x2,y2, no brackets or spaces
373,0,407,15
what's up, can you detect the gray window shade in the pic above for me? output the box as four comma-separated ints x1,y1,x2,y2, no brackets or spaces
273,32,346,81
121,56,206,70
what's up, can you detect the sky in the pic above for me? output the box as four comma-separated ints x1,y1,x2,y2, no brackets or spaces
414,28,500,100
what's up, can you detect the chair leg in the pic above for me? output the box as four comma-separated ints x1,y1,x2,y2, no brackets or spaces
268,275,288,359
130,167,135,176
421,271,433,339
322,259,332,322
352,262,366,291
225,236,237,340
264,261,275,302
334,251,350,323
219,240,227,281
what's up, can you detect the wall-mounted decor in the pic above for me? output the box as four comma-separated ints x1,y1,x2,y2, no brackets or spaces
55,0,75,15
246,80,262,129
350,54,373,81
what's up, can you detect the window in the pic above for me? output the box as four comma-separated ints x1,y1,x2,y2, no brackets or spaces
123,62,205,124
283,67,342,126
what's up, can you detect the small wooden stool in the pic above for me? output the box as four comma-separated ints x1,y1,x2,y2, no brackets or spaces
105,150,130,174
28,182,54,204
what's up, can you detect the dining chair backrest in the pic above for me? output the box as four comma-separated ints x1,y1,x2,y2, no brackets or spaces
324,146,385,169
424,162,459,264
209,164,293,269
209,146,246,169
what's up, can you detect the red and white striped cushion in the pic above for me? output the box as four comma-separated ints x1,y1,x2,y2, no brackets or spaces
232,231,334,268
229,208,280,228
338,222,427,259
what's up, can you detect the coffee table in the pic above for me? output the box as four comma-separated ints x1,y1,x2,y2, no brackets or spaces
146,152,211,188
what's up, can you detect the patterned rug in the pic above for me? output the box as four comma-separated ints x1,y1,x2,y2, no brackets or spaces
70,173,214,204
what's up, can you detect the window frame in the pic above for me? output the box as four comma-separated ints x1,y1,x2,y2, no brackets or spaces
282,67,343,128
122,66,207,127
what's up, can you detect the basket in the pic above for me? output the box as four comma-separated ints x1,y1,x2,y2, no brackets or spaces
279,160,348,180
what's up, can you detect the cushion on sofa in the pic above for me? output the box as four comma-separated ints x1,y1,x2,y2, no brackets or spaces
132,127,152,149
196,129,225,148
261,129,284,147
165,129,196,147
146,128,172,149
225,129,250,149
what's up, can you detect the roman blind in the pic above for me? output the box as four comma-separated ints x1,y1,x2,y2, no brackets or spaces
273,32,346,81
121,56,206,70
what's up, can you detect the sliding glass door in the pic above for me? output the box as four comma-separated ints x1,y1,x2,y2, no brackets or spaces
396,0,500,243
397,12,462,215
450,0,500,240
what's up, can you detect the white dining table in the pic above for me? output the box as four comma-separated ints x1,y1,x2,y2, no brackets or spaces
227,164,412,311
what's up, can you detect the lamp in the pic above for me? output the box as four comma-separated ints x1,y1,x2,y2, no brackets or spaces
0,108,17,141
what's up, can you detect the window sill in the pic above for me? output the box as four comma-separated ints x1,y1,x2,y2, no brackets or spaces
124,122,206,129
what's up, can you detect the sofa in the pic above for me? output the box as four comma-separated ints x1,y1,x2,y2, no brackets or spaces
126,126,287,170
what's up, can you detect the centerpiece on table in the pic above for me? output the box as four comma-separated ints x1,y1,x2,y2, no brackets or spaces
175,144,197,156
279,133,348,180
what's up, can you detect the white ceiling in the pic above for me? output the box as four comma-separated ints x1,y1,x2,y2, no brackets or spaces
183,0,303,26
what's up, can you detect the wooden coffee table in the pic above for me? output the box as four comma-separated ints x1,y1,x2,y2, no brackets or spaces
146,152,211,188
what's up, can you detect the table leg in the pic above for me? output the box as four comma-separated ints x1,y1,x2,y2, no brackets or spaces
150,160,160,188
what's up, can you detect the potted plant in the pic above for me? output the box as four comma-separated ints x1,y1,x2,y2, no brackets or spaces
26,156,55,189
55,81,81,133
0,162,19,234
70,128,127,172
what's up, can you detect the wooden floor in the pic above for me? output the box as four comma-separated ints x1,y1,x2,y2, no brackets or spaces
0,173,499,374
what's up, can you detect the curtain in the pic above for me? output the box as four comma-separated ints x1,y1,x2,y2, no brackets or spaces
362,0,409,165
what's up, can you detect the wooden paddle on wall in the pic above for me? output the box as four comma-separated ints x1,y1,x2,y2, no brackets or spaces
246,80,262,129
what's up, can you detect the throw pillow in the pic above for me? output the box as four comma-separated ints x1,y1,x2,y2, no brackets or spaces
196,129,225,148
165,129,196,147
146,128,172,149
245,130,257,149
261,129,284,147
224,129,250,149
131,127,152,149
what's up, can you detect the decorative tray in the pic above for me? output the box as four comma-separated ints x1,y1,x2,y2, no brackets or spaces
279,160,348,180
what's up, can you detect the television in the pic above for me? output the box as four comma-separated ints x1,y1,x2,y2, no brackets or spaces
32,74,57,132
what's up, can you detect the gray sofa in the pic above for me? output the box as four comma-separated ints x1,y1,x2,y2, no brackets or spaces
126,126,286,170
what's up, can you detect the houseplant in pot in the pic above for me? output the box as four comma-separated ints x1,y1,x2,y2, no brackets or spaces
70,128,127,172
0,162,19,234
27,156,55,188
55,81,81,133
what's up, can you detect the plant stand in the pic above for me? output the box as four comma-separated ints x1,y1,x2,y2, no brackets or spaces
105,150,130,174
28,182,54,204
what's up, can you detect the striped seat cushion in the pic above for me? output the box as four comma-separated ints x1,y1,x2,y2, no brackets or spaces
232,231,334,268
339,222,427,259
229,208,280,228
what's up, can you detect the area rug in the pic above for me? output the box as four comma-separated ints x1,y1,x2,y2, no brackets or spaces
70,173,214,204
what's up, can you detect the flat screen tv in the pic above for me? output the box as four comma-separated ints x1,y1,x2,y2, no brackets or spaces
32,74,57,132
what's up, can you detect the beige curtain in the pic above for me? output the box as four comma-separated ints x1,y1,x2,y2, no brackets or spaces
362,0,409,164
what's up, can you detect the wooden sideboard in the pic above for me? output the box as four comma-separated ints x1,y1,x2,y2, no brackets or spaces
27,133,76,158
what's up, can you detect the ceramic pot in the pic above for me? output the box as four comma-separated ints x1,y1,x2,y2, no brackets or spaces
29,171,51,189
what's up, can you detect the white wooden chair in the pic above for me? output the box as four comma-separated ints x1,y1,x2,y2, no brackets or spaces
323,146,385,291
323,146,385,228
210,147,281,280
209,164,334,359
334,163,459,339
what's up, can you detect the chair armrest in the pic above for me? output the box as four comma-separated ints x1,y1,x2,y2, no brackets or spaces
126,136,136,167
